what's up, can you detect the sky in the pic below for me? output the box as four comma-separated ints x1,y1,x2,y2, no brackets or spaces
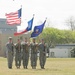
0,0,75,31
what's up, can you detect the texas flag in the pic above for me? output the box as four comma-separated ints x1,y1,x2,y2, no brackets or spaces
14,17,34,36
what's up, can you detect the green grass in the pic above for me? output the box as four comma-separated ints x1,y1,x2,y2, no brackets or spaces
0,57,75,75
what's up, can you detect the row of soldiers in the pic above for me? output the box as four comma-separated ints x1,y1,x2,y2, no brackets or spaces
6,37,47,69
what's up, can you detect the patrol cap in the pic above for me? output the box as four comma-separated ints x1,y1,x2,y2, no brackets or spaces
41,38,44,41
32,37,36,40
33,38,36,40
25,37,27,39
17,38,20,41
8,37,12,40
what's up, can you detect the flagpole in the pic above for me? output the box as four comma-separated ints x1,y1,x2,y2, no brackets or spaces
33,14,35,16
33,14,35,18
45,17,47,20
44,17,47,28
29,14,35,38
21,5,22,8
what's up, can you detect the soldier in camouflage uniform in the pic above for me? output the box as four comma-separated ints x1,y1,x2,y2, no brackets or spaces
22,38,30,69
30,38,38,69
38,39,47,69
6,37,14,69
15,39,21,69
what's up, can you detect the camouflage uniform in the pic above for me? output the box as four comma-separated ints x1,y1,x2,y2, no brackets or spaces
39,39,47,69
6,37,14,69
15,40,21,69
30,39,38,69
22,40,29,69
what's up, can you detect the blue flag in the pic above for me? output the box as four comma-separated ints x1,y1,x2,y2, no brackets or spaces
31,20,46,37
26,17,34,31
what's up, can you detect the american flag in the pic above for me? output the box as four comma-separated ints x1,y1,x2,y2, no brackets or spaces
5,8,21,25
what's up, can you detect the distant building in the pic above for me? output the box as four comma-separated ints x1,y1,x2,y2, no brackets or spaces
0,18,30,57
0,18,17,57
0,18,18,34
49,44,75,58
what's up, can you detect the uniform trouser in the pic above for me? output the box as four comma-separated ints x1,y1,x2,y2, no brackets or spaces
31,53,37,67
15,53,21,67
39,54,46,67
7,52,13,68
23,53,29,67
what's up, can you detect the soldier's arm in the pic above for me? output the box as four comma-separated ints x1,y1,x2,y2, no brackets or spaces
29,42,32,48
38,43,41,51
20,43,23,53
12,43,15,56
44,43,48,53
36,43,39,52
14,43,17,49
6,43,11,51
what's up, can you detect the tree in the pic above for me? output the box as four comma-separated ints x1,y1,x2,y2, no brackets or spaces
66,16,75,31
38,27,75,48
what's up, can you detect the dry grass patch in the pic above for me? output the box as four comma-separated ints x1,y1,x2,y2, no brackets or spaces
0,57,75,75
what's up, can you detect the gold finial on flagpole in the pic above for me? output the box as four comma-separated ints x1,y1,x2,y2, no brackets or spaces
33,14,35,16
21,5,22,8
46,17,47,20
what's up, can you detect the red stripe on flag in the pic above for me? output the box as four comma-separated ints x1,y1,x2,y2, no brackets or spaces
14,30,27,36
6,11,21,25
